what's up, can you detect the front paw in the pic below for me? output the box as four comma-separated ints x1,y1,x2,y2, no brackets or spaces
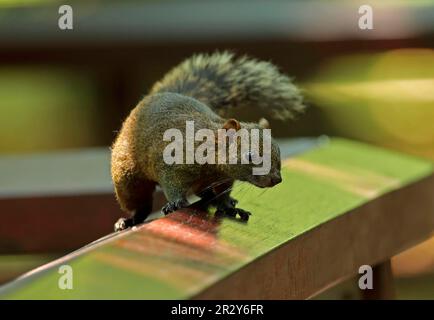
215,197,238,210
161,199,189,215
216,207,251,221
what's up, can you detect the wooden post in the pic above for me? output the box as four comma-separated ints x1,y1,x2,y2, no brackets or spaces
362,260,395,300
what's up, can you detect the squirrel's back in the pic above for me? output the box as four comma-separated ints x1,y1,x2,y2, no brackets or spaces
150,51,305,120
113,51,306,189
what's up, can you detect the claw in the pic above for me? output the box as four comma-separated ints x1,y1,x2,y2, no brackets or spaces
236,208,251,221
229,198,238,208
114,217,133,231
216,207,251,221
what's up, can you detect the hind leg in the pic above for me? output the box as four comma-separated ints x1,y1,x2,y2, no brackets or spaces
114,177,156,231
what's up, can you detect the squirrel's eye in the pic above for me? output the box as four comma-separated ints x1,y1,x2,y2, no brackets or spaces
244,151,254,163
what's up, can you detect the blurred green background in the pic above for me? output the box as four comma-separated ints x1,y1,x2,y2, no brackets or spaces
0,0,433,299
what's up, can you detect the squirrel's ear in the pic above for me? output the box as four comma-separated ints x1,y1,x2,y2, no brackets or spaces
223,118,241,131
258,118,270,129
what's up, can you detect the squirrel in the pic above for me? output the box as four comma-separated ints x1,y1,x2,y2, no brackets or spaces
111,51,305,231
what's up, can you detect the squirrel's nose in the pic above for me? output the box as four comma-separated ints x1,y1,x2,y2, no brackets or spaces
271,175,282,186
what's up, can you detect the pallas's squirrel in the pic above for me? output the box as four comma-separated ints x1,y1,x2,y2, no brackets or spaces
111,52,305,231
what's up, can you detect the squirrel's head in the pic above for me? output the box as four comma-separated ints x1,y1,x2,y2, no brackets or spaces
218,118,282,188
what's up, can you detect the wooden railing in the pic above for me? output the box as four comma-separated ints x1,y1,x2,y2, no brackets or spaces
0,138,433,299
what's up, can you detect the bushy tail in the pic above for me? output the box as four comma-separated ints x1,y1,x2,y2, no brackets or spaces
150,51,305,120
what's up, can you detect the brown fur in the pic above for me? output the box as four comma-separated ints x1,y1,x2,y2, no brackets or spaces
111,52,305,230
